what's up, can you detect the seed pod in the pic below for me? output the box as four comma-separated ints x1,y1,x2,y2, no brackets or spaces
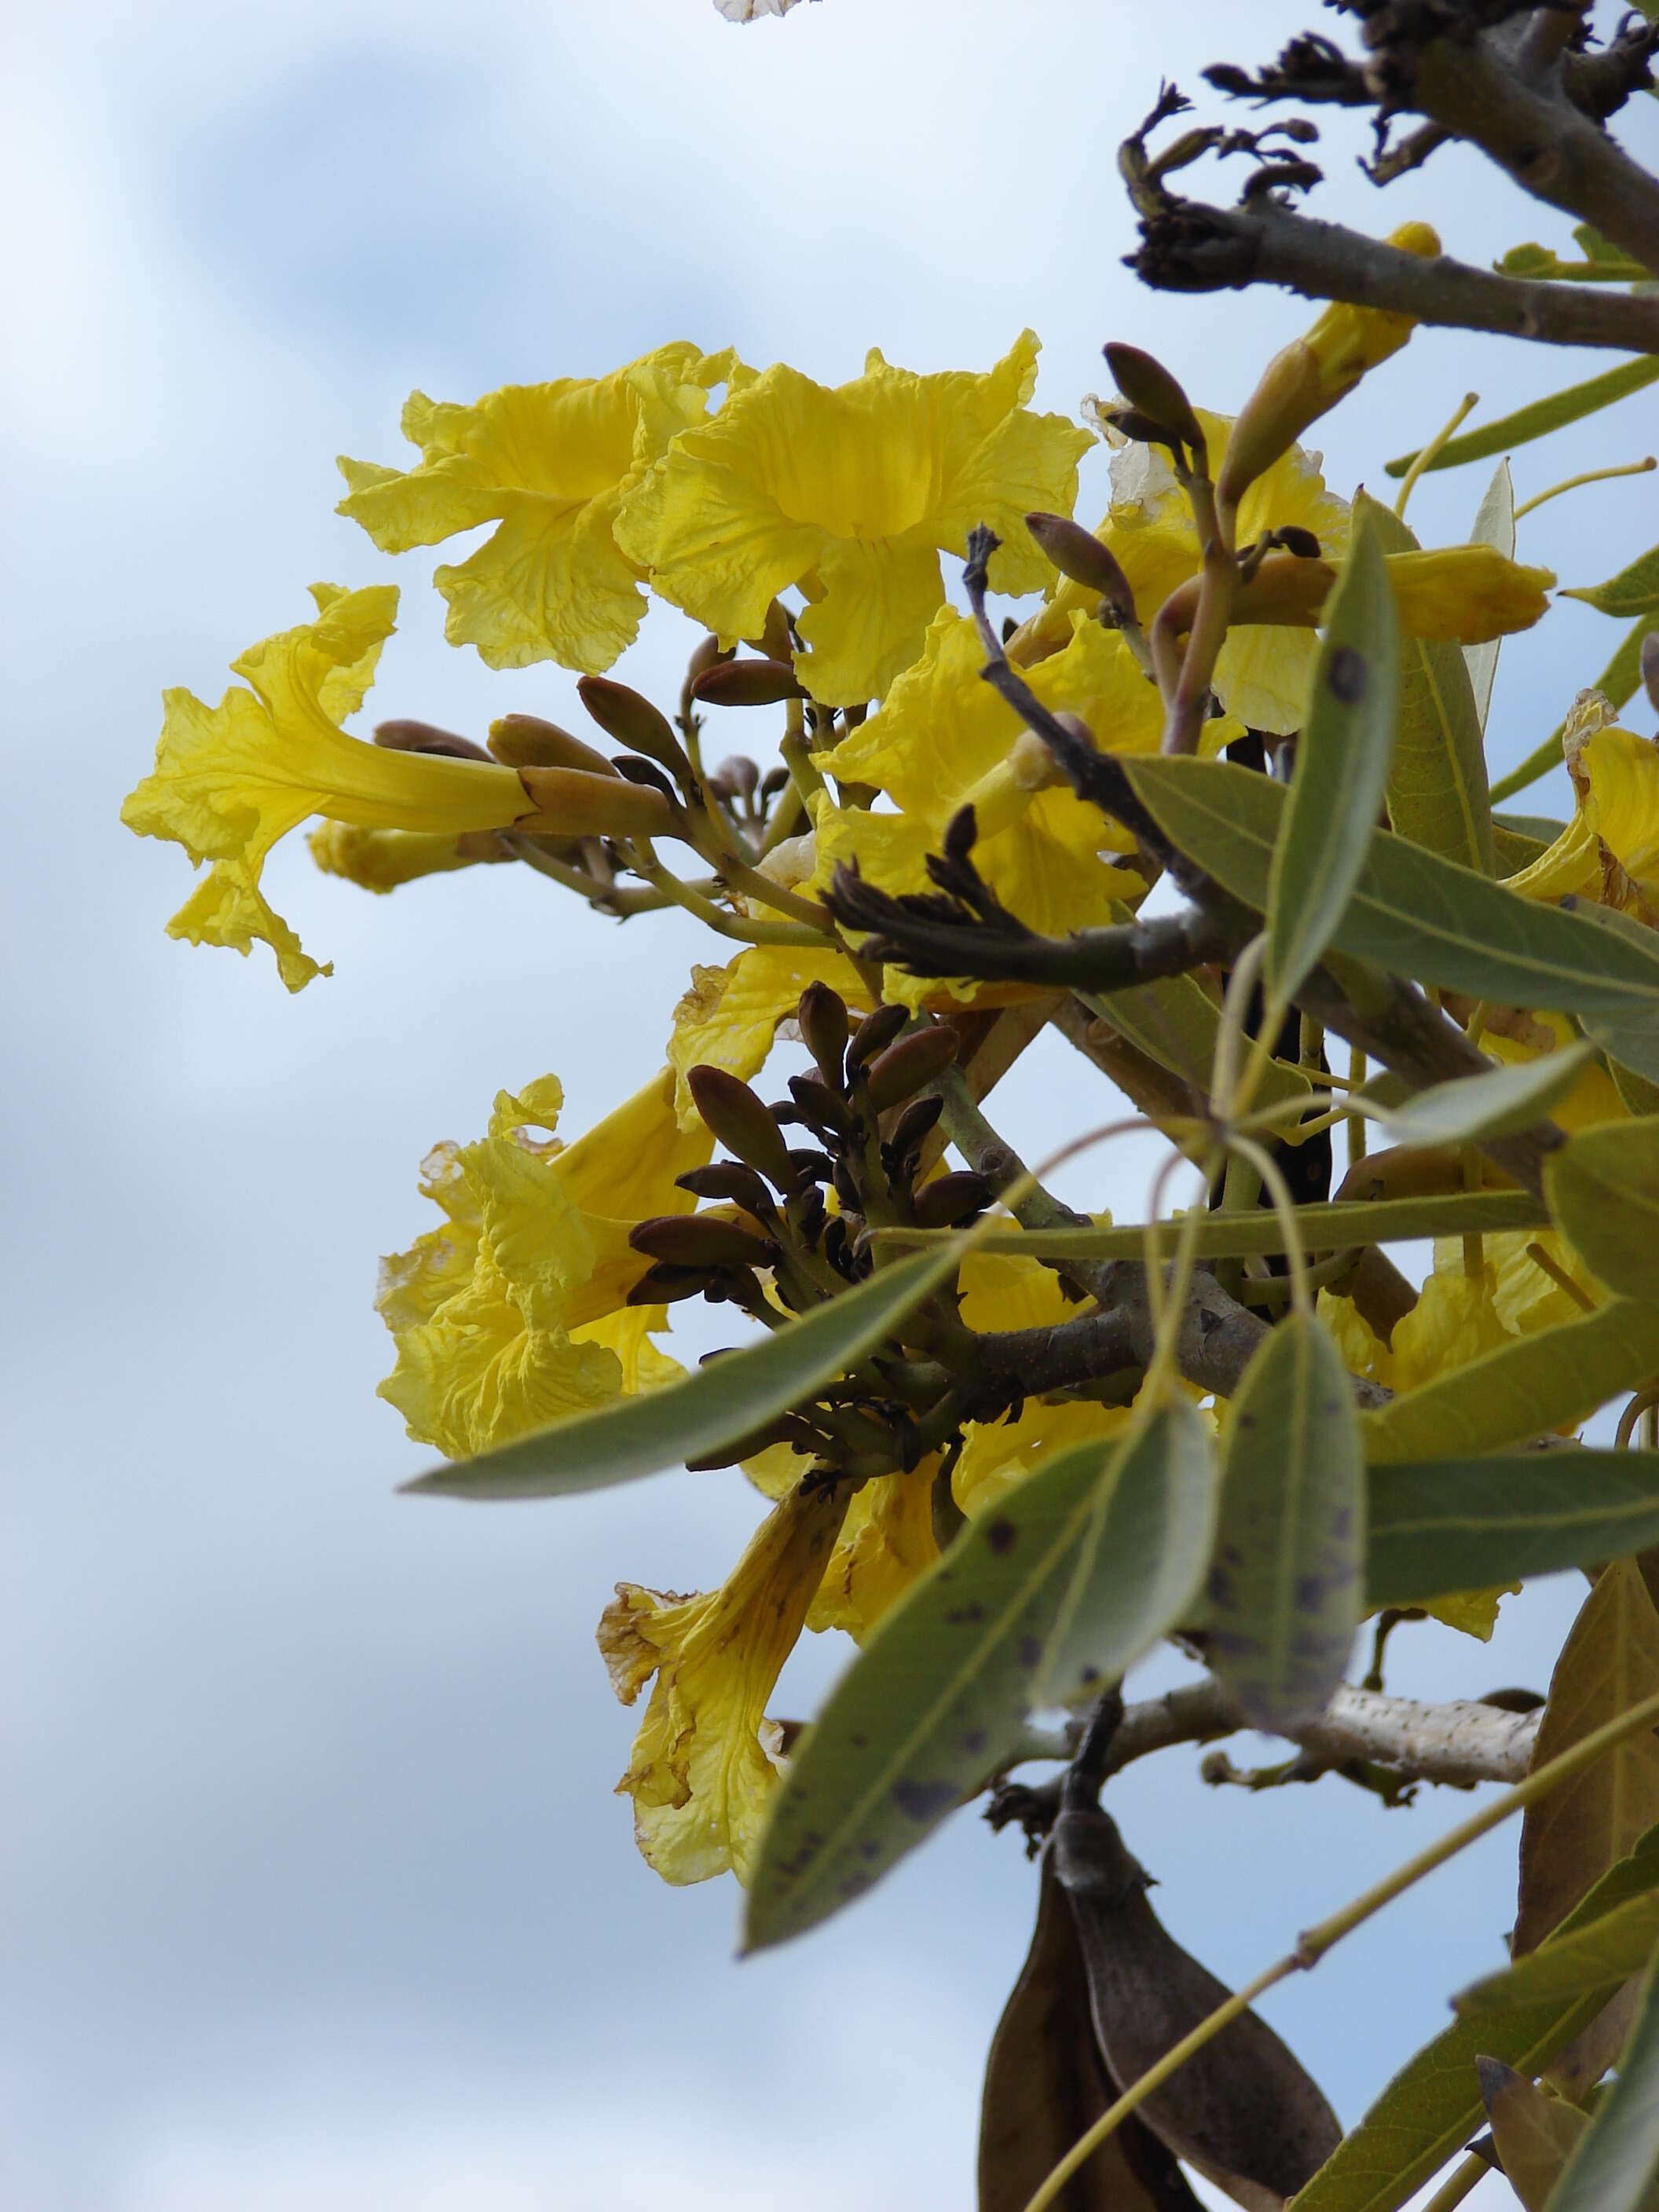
374,718,495,763
1024,513,1137,623
577,675,688,777
865,1025,960,1111
488,713,617,777
1053,1803,1341,2207
797,982,850,1088
1104,342,1205,457
685,1066,797,1191
788,1073,859,1143
676,1162,778,1217
515,765,679,841
979,1850,1203,2212
692,658,804,708
628,1213,776,1269
913,1171,992,1229
847,1002,910,1073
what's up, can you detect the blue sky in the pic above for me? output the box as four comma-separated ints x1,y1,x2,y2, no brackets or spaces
4,3,1657,2204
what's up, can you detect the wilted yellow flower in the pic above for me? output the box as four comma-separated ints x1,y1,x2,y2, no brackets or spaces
1317,1291,1397,1394
308,822,504,892
377,1068,712,1459
338,344,740,673
667,944,873,1130
1016,411,1350,733
121,585,532,990
615,331,1091,706
1507,709,1659,918
598,1482,848,1884
816,609,1166,1005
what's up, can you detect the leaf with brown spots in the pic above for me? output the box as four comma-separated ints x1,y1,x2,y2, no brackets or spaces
743,1403,1218,1952
1516,1560,1659,1957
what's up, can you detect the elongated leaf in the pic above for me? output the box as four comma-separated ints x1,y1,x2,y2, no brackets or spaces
1386,357,1659,478
1496,812,1569,846
1465,460,1515,731
1365,1040,1591,1147
1566,541,1659,619
1364,1450,1659,1608
1495,822,1551,873
879,1190,1548,1265
977,1854,1190,2212
1361,496,1493,873
1364,1302,1659,1467
1492,611,1659,804
1459,1892,1659,2014
1548,1943,1659,2212
1548,1117,1659,1298
402,1243,964,1501
743,1403,1217,1951
1288,1822,1659,2212
1478,2059,1589,2212
1122,756,1659,1017
1207,1313,1364,1729
1268,514,1401,1000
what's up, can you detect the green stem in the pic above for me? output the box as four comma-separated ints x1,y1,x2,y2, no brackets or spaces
1418,2152,1490,2212
635,854,829,947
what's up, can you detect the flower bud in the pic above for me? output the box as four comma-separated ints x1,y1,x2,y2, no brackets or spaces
788,1073,859,1142
628,1213,776,1269
744,599,795,663
692,658,804,707
685,1065,797,1189
577,675,688,777
515,764,679,840
488,714,617,777
374,718,494,764
886,1093,943,1163
1218,222,1441,511
864,1024,961,1110
1024,511,1137,622
1102,342,1204,456
911,1171,993,1229
797,980,849,1087
627,1262,725,1306
846,1002,909,1072
676,1161,778,1218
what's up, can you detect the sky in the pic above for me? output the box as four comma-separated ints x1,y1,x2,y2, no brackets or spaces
4,2,1658,2206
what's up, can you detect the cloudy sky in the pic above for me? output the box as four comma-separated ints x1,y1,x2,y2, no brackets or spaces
5,3,1657,2206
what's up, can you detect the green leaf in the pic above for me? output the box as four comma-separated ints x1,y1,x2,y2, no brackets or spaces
1478,2059,1591,2212
401,1243,965,1502
1268,512,1401,1000
1362,1040,1592,1147
1566,542,1659,619
1206,1313,1364,1730
1287,1822,1659,2212
1121,756,1659,1018
1459,1892,1659,2015
1548,1118,1659,1297
1496,812,1569,846
1465,460,1516,734
1360,495,1494,873
1547,1941,1659,2212
1386,357,1659,478
1364,1449,1659,1608
1491,612,1659,804
743,1403,1217,1952
1364,1301,1659,1467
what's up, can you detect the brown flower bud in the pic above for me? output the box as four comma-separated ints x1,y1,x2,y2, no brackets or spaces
865,1025,961,1110
1024,513,1137,624
627,1262,724,1306
691,658,804,708
577,675,688,777
676,1162,778,1218
912,1171,993,1229
628,1213,776,1269
786,1074,858,1143
846,1002,909,1072
488,714,617,778
515,765,679,841
685,1065,797,1190
797,981,849,1088
1102,342,1204,456
374,718,495,763
886,1093,943,1164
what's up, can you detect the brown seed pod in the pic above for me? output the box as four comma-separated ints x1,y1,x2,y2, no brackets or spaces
685,1066,797,1192
1052,1803,1341,2210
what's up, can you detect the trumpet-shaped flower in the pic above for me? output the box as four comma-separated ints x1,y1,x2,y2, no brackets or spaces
122,585,532,989
816,608,1170,1005
338,346,741,673
378,1068,712,1459
615,331,1091,706
668,945,873,1130
1016,412,1350,733
308,822,506,892
1504,703,1659,917
598,1482,849,1884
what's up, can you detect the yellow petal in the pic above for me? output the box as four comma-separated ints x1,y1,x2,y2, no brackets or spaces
667,945,873,1129
598,1484,849,1885
793,526,947,707
954,1397,1134,1521
1386,547,1554,644
1317,1290,1397,1393
307,822,499,892
806,1463,941,1643
1390,1263,1510,1393
1580,724,1659,899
